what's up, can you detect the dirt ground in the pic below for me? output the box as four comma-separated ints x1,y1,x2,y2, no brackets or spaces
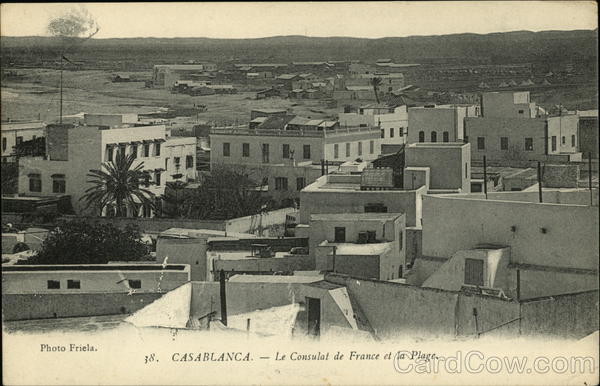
1,69,340,124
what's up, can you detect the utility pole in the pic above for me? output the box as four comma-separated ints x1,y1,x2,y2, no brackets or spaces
589,153,593,206
537,161,543,203
59,55,64,124
219,269,227,326
483,155,488,199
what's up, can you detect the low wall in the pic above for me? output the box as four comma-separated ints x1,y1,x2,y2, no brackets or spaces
58,215,225,233
521,290,599,338
324,274,596,339
208,237,307,252
225,208,297,235
214,255,314,273
2,292,163,321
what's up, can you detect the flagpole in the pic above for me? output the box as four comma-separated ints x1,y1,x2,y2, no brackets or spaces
59,55,63,124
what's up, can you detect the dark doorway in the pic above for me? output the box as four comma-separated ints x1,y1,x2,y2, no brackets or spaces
464,258,484,286
334,227,346,243
307,297,321,337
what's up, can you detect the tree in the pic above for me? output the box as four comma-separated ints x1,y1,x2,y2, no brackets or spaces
80,151,156,217
13,137,46,158
185,164,272,220
1,162,18,195
160,180,189,218
370,77,383,104
24,220,150,264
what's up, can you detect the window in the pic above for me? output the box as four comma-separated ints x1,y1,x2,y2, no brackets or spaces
52,174,66,193
551,136,557,152
29,173,42,192
464,136,469,143
118,144,126,157
389,128,395,138
358,141,362,156
334,227,346,243
443,131,449,142
16,136,23,146
334,144,339,159
2,137,7,151
174,157,181,170
364,203,387,213
345,143,350,157
143,143,150,157
128,279,142,289
186,155,193,169
369,140,374,154
465,163,469,179
242,143,250,157
399,230,403,251
431,131,437,142
525,137,534,151
518,109,524,114
296,177,306,191
303,144,311,159
165,157,169,170
47,280,60,289
154,171,161,186
418,131,425,143
477,137,485,150
399,128,404,137
464,258,484,286
262,144,270,163
275,177,288,191
154,142,161,156
380,129,385,139
571,135,576,147
67,280,81,289
561,136,566,145
223,142,230,157
282,144,290,159
106,145,114,161
501,137,509,150
131,144,138,159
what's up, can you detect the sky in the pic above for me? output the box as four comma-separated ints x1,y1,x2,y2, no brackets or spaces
1,2,597,39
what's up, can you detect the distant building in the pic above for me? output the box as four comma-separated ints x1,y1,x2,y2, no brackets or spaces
465,111,581,164
339,104,408,147
250,108,288,120
209,125,381,205
152,64,216,89
407,104,478,145
480,91,543,118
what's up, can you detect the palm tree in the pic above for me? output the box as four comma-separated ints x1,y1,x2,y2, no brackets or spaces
370,77,383,104
80,151,155,217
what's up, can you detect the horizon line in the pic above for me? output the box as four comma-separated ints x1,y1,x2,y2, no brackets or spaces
2,28,598,41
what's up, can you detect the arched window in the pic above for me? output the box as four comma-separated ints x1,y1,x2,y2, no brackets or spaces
418,131,425,143
431,131,437,142
443,131,449,142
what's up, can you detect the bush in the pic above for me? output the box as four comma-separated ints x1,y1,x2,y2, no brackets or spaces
26,220,150,264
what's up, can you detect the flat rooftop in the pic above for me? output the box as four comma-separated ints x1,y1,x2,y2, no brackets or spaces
311,213,402,221
320,241,393,256
161,228,256,239
228,274,324,283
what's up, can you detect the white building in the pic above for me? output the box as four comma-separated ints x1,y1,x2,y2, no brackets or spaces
17,124,196,217
338,104,408,146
